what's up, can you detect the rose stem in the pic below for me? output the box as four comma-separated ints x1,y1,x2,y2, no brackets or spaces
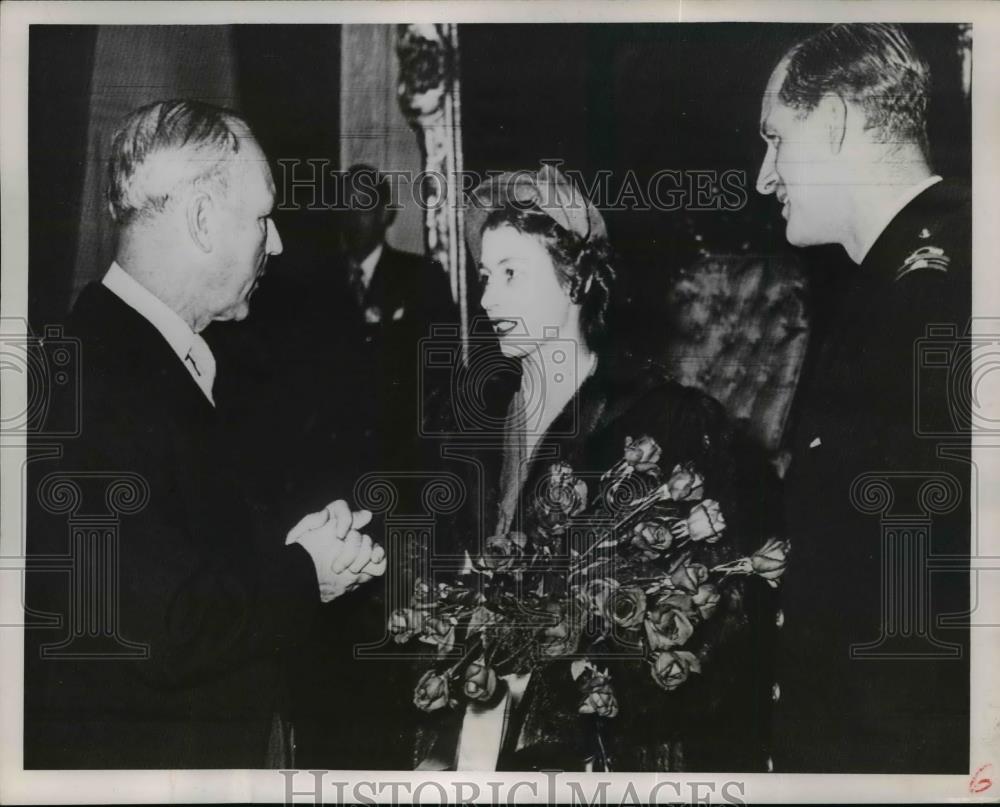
445,632,484,678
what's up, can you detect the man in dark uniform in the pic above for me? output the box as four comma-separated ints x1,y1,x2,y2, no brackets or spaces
756,24,970,772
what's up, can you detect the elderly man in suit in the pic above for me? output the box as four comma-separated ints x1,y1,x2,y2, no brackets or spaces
756,24,970,772
25,99,386,769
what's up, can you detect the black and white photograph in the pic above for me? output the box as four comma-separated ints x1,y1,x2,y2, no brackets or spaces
1,1,998,803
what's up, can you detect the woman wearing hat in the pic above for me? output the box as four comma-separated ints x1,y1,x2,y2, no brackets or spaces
411,165,777,772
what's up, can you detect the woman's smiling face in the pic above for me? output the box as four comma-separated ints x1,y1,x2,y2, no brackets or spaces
478,224,578,359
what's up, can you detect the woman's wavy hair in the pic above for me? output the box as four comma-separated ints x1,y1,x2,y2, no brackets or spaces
482,205,616,351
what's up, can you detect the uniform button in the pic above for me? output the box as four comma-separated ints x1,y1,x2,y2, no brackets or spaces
775,609,784,628
766,756,774,773
772,682,781,702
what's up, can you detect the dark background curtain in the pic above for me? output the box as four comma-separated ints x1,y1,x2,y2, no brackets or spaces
28,25,98,331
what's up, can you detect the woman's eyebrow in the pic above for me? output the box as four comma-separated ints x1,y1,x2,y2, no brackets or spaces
482,257,517,270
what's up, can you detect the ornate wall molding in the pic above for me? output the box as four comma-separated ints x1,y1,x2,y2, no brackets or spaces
397,24,469,364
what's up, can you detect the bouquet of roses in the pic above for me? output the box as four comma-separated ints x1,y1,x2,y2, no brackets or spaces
390,434,788,721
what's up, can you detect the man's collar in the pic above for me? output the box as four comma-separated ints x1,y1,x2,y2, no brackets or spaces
857,175,943,264
356,242,385,287
101,262,201,365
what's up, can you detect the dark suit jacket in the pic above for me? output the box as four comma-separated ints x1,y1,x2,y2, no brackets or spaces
355,244,456,331
339,244,459,466
25,282,320,769
774,179,971,772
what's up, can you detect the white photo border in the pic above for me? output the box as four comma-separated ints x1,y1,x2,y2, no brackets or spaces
2,1,998,803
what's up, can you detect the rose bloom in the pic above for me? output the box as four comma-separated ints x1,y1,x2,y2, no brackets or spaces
388,607,424,644
414,670,452,712
658,590,694,616
752,537,790,587
411,577,436,607
534,462,588,529
632,519,673,559
422,615,456,654
480,532,526,572
645,604,695,652
650,649,702,692
691,583,721,621
624,435,662,469
666,463,705,501
687,499,726,542
670,562,708,593
578,673,619,718
463,658,499,702
536,600,583,658
606,585,647,629
579,577,620,617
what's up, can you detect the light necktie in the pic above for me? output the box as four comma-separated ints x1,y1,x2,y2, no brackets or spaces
184,334,216,406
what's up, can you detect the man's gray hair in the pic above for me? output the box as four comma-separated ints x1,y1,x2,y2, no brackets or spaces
107,99,247,226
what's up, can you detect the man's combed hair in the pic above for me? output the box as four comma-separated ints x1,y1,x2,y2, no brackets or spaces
107,99,245,226
780,23,931,157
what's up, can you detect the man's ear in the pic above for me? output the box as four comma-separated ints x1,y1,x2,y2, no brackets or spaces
820,92,848,155
187,192,214,254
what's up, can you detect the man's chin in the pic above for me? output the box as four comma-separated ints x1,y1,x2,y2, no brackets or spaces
784,221,813,249
212,303,251,324
784,216,833,249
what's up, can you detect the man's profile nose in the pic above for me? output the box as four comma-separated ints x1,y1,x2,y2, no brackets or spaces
756,155,777,196
267,219,284,255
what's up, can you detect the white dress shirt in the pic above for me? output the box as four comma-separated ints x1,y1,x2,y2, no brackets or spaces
354,242,384,291
102,262,216,405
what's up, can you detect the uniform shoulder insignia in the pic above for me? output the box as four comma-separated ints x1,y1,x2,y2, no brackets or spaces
895,244,950,282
